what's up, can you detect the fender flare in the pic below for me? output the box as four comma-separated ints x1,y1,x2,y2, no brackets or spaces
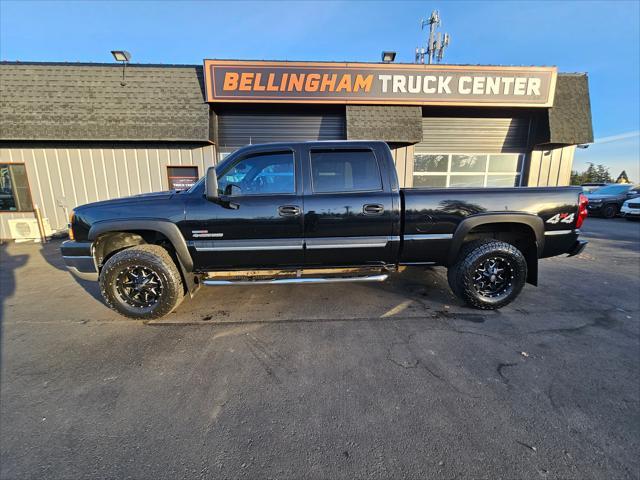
447,213,545,266
88,219,193,272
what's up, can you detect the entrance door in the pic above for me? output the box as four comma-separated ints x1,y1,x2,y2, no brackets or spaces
185,146,304,269
301,145,395,267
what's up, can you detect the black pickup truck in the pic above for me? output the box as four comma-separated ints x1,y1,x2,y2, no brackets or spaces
62,141,588,319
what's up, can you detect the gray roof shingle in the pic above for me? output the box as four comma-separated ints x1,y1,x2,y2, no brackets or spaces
0,62,210,142
0,62,592,147
547,73,594,145
346,105,422,143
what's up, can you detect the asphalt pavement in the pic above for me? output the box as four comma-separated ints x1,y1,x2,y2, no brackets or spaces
1,217,639,479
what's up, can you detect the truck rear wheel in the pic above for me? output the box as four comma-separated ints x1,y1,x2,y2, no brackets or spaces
99,244,184,319
448,240,527,310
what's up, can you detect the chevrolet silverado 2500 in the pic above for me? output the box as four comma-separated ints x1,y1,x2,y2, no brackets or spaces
61,141,588,319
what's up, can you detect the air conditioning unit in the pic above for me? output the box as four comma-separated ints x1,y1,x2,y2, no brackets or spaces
7,218,53,243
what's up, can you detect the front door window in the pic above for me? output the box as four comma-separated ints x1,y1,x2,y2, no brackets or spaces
218,151,295,196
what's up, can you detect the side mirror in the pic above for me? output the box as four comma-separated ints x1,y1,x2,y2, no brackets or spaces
224,184,242,197
205,167,218,202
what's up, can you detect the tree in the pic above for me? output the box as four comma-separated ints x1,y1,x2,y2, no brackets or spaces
570,170,583,185
570,162,615,185
595,164,613,183
584,163,597,182
615,170,630,183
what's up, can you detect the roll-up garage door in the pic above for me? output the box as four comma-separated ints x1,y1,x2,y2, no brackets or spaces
416,117,530,153
412,117,531,188
217,113,345,155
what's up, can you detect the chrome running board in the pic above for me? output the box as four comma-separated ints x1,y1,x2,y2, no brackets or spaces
203,274,388,286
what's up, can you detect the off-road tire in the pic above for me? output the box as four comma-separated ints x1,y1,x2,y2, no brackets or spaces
99,244,184,319
602,203,618,219
447,239,527,310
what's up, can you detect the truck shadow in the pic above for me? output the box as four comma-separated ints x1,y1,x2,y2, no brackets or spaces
152,265,479,326
37,238,103,302
0,242,29,324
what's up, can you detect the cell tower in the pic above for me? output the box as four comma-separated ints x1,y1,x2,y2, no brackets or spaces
415,10,451,64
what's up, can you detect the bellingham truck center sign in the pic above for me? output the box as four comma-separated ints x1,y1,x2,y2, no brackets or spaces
204,60,557,107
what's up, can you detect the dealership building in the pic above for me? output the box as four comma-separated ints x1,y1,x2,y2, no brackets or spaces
0,59,592,240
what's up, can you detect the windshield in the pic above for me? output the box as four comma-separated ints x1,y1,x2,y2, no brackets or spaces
186,154,236,194
590,184,632,195
186,176,205,193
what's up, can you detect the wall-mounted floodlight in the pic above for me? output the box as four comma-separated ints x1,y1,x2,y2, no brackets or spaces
381,51,396,63
111,50,131,86
111,50,131,62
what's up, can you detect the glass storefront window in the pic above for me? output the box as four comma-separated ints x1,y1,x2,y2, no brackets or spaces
451,154,487,172
413,175,447,187
414,154,449,172
0,164,33,212
449,175,486,188
486,174,521,187
412,153,524,188
488,154,522,172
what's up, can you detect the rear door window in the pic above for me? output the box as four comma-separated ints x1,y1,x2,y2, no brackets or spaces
310,149,382,193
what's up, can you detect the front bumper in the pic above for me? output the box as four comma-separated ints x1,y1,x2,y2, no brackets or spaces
567,240,588,257
61,240,98,281
587,202,603,213
620,206,640,216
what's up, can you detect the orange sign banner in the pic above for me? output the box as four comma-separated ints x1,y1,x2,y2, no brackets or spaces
204,60,557,107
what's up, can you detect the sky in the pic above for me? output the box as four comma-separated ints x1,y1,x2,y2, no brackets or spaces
1,0,638,181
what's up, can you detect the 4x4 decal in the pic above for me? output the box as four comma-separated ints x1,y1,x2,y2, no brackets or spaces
546,213,575,224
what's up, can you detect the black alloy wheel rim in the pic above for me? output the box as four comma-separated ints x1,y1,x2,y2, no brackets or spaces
115,265,163,308
473,256,514,299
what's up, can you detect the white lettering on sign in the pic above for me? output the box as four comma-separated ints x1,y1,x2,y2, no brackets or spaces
501,77,515,94
459,76,472,94
438,76,452,94
378,75,545,97
379,74,392,93
472,77,485,95
392,75,407,93
487,77,500,95
407,76,421,93
453,76,543,95
424,76,436,94
378,74,455,94
527,78,541,96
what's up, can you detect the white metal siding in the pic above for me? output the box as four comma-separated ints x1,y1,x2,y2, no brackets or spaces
217,113,345,153
416,117,531,153
389,145,415,188
0,144,216,238
527,146,575,186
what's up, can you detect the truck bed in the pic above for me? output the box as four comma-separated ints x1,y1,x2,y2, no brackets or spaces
400,186,583,264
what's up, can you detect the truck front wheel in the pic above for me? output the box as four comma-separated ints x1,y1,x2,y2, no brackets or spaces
99,244,184,319
447,240,527,310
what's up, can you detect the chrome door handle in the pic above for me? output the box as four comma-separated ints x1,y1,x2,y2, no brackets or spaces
278,205,301,217
363,203,384,215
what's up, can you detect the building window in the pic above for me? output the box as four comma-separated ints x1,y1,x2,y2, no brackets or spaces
413,153,523,188
0,164,33,212
167,166,199,191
